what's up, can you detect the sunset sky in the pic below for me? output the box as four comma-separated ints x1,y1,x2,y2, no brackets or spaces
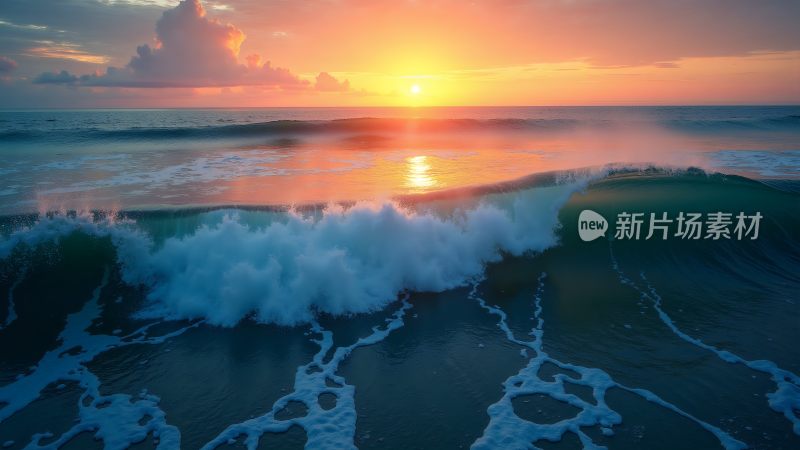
0,0,798,107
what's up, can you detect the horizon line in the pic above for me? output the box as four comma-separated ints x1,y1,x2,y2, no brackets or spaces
2,104,799,112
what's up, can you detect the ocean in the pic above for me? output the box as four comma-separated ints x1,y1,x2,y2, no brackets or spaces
0,106,798,449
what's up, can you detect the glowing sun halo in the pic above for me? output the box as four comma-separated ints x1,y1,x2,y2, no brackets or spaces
410,84,421,95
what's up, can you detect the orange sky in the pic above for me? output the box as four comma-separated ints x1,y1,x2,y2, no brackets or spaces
0,0,798,107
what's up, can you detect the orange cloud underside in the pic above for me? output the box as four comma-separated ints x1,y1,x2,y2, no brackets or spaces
25,44,110,65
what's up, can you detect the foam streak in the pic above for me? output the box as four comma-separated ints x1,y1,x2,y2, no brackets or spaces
610,246,800,436
470,274,745,450
0,268,200,449
202,297,412,450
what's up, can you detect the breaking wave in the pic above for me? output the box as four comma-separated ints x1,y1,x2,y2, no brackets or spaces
0,176,586,327
1,167,797,329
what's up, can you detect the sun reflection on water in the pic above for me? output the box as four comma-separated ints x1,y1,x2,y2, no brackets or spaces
405,155,438,191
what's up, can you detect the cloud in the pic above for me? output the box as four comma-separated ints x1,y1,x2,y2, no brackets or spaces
34,69,77,84
0,56,18,73
315,72,350,92
653,62,680,69
25,41,110,64
124,0,245,84
0,18,49,31
32,0,341,89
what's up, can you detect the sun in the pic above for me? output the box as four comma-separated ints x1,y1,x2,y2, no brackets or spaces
410,84,421,95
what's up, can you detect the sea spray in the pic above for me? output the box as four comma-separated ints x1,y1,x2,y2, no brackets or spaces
1,181,586,327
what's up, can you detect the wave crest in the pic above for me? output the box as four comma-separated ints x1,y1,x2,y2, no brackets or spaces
1,182,583,326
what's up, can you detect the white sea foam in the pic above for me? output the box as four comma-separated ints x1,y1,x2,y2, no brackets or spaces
202,297,412,450
0,269,199,449
707,150,800,178
36,150,292,195
1,181,584,327
610,247,800,437
0,258,409,448
470,275,746,450
19,149,372,198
